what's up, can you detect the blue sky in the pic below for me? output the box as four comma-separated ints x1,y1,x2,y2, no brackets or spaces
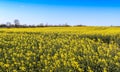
0,0,120,26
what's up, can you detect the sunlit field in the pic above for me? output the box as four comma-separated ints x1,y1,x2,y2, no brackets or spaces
0,27,120,72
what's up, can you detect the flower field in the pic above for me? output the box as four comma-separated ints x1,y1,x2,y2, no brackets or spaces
0,27,120,72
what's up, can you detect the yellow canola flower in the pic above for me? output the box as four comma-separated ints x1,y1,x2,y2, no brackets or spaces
4,64,10,68
0,27,120,71
20,66,26,71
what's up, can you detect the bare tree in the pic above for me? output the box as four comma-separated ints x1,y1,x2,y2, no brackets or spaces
6,22,11,27
14,19,20,26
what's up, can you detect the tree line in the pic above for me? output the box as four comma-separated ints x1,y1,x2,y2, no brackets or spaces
0,19,85,28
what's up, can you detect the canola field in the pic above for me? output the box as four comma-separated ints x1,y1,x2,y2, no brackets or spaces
0,27,120,72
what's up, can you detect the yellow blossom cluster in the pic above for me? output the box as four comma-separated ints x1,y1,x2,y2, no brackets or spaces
0,27,120,72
